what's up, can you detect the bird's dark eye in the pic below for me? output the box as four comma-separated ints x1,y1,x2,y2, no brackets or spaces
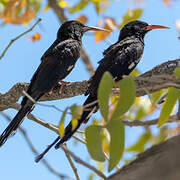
130,26,136,32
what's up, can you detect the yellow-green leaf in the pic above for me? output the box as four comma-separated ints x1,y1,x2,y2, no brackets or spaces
111,78,136,120
72,118,78,130
158,88,180,127
1,0,9,4
129,68,140,77
126,131,151,152
70,104,83,119
106,120,124,171
118,8,143,29
154,126,168,144
68,0,89,13
0,3,5,13
30,0,41,12
151,90,164,104
59,0,68,8
58,108,68,137
98,72,114,121
134,107,146,120
174,67,180,78
85,125,105,162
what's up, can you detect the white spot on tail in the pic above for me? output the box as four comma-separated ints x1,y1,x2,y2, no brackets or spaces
67,65,74,71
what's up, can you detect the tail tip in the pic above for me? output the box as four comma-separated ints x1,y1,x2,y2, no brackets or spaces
0,135,8,147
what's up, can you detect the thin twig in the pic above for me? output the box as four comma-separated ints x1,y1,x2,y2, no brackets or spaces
0,18,42,60
63,144,80,180
0,111,69,179
177,100,180,119
72,135,86,144
23,90,71,114
60,145,107,179
22,90,37,104
122,115,179,127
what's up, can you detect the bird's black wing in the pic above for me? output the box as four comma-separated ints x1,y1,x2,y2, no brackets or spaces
22,39,81,105
88,37,144,95
55,37,144,148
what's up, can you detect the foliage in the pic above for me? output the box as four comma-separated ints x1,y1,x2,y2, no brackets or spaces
1,0,179,179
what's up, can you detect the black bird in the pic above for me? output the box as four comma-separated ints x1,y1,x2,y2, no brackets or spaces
35,20,168,161
0,20,108,147
54,20,169,148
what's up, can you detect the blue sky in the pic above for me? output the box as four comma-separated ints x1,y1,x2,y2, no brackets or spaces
0,0,180,179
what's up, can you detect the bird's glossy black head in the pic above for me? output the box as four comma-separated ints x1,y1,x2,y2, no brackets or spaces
118,20,168,41
57,20,110,42
57,20,85,41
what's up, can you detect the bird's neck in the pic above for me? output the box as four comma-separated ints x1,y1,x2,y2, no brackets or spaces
119,34,144,44
58,32,82,43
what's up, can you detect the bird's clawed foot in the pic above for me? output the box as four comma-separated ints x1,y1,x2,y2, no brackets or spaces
48,81,71,95
58,80,71,94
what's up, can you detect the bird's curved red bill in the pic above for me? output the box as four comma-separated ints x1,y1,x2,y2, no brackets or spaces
83,26,111,33
146,25,169,31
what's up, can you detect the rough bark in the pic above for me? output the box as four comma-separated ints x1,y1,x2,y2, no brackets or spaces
108,134,180,180
1,59,180,111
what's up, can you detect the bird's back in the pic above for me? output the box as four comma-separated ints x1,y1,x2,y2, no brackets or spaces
87,37,144,95
22,39,81,106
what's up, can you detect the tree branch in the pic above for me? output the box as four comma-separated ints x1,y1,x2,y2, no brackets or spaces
1,59,180,111
60,145,107,179
63,144,80,180
108,134,180,180
123,115,179,126
0,18,41,60
0,80,88,111
48,0,94,75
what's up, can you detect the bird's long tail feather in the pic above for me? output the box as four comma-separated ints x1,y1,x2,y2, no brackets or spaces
36,94,98,162
0,105,33,147
55,94,98,149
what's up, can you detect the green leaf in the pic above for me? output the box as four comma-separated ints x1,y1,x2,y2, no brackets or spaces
98,72,114,122
29,0,41,12
129,68,140,77
70,104,83,129
111,78,136,120
0,3,5,13
158,88,180,127
134,107,146,120
68,0,89,13
1,0,9,4
126,131,151,152
71,118,78,130
155,126,168,144
88,173,95,180
151,90,164,104
118,8,143,29
58,108,68,137
174,67,180,78
85,125,105,162
70,104,83,119
93,2,100,14
106,120,124,171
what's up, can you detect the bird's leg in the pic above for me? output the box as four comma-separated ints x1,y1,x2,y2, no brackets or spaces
48,88,54,95
58,80,71,94
114,82,118,88
48,80,71,95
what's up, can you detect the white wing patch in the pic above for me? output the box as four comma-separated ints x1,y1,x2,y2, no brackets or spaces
128,62,135,69
67,65,74,71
